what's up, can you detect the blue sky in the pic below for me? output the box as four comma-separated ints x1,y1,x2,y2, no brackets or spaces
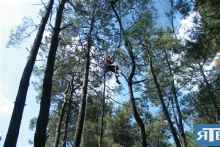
0,0,42,146
0,0,202,146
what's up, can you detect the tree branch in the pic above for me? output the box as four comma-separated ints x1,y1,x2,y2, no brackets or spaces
133,78,148,84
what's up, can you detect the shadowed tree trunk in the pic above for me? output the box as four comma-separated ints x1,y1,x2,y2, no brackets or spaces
99,72,106,147
4,1,54,146
53,82,70,147
164,50,187,147
73,9,96,147
89,96,100,147
62,100,71,147
111,2,147,147
53,98,67,147
147,52,181,147
34,0,67,146
63,78,74,147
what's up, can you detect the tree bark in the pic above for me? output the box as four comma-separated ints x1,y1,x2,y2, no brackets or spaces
148,53,181,147
90,96,100,147
34,0,66,146
53,83,70,147
62,99,71,147
198,63,220,124
99,72,106,147
63,78,74,147
164,50,187,147
53,100,67,147
111,3,147,147
73,9,96,147
4,1,54,146
170,97,179,129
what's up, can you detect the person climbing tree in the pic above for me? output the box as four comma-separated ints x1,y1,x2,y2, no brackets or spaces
104,55,121,84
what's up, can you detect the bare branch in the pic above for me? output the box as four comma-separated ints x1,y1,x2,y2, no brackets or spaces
41,0,47,8
133,78,148,84
120,72,128,82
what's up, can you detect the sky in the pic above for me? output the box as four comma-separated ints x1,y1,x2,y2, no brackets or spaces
0,0,204,147
0,0,42,146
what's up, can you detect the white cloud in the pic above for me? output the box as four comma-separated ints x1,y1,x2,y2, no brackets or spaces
176,11,201,41
0,92,14,115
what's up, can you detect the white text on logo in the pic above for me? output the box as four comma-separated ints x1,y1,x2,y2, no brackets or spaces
197,128,220,142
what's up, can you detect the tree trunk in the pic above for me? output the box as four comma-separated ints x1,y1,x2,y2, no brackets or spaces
62,99,71,147
170,97,179,129
111,3,147,147
198,63,220,123
164,50,187,147
53,84,69,147
148,53,181,147
99,72,106,147
63,78,74,147
4,1,54,147
34,0,66,146
90,96,100,147
73,9,96,147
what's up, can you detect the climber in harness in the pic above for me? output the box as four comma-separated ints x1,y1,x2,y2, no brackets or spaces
104,55,121,84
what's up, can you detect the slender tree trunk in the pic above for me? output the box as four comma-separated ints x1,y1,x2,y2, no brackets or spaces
198,63,220,123
62,99,71,147
34,1,66,146
90,96,100,147
53,88,69,147
63,79,74,147
169,0,175,33
73,9,96,147
111,2,147,146
148,53,181,147
172,85,187,146
3,1,54,147
99,72,106,147
53,101,67,147
164,50,187,147
170,97,179,128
